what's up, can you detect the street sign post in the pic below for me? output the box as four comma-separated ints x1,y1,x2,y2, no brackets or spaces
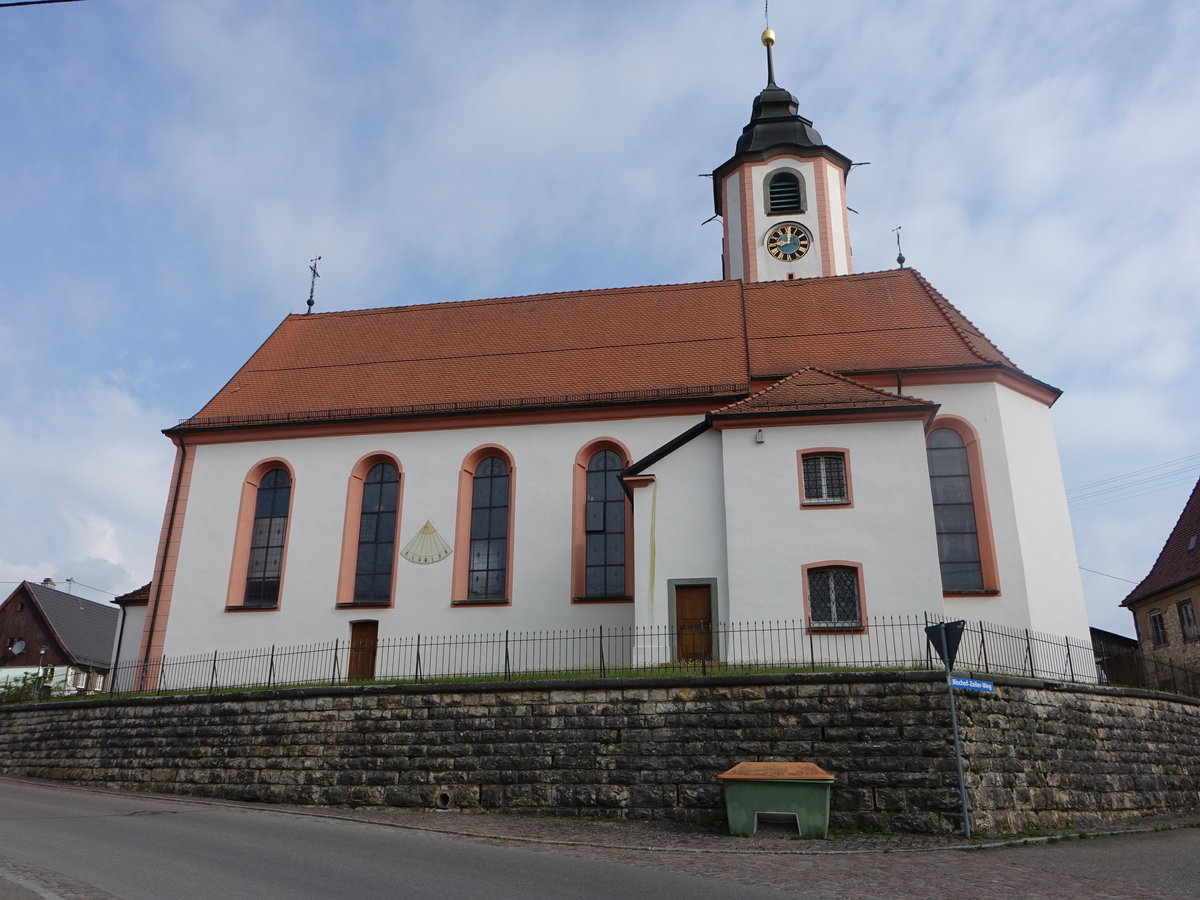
925,621,972,839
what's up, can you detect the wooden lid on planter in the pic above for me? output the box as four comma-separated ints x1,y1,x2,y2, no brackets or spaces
718,762,834,781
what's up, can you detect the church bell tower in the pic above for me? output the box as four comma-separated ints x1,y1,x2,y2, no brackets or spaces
713,29,853,282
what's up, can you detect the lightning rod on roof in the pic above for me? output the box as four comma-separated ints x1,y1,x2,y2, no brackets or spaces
306,256,321,314
893,226,906,269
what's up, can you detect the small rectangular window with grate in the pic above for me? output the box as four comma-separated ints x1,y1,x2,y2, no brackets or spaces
802,453,849,504
807,565,862,629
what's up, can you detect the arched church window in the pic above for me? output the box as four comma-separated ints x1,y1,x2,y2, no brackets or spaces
584,450,627,597
353,462,400,605
572,440,633,601
245,467,291,608
926,425,992,592
767,170,804,214
467,455,511,602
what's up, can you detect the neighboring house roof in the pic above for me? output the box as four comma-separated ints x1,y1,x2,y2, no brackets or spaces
173,268,1037,432
1122,477,1200,606
710,367,937,420
21,581,119,669
114,583,151,606
1090,626,1138,652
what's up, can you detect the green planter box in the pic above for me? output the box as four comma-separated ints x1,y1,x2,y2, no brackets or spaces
718,762,835,838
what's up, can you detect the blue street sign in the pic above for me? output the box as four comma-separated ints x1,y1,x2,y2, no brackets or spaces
951,677,994,692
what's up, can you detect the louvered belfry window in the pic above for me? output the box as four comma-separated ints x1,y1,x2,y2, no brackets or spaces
768,171,802,214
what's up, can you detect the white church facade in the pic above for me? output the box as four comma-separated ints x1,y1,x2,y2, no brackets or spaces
134,32,1088,682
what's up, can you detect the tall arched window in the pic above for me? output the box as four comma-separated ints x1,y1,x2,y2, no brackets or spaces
767,170,804,214
245,467,291,608
585,450,626,597
468,456,509,600
453,447,515,605
926,421,997,593
354,462,400,604
336,454,403,608
572,439,633,601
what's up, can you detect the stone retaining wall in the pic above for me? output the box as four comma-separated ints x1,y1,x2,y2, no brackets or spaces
1,672,1197,834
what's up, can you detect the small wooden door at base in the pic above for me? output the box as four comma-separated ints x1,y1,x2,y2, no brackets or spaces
348,620,379,681
675,585,713,661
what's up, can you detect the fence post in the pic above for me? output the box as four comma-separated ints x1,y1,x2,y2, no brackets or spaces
1065,637,1075,681
268,644,276,687
979,622,989,674
598,625,605,679
923,612,932,671
414,634,422,683
209,650,218,694
504,630,511,681
1025,629,1035,678
330,640,340,684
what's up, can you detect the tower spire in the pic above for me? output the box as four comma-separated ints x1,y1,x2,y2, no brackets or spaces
762,27,777,87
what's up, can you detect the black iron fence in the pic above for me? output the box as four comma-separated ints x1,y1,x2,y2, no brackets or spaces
6,614,1198,703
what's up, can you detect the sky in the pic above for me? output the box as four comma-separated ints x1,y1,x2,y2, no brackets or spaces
1,0,1197,636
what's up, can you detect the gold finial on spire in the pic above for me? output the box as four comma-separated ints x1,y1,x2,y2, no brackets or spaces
761,28,775,47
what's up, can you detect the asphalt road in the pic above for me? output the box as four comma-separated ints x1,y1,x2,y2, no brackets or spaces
1,778,1197,899
0,779,786,900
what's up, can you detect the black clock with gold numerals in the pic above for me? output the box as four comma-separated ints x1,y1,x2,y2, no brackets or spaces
765,222,812,262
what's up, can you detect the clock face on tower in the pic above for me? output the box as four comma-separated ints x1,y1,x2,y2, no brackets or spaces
765,222,812,262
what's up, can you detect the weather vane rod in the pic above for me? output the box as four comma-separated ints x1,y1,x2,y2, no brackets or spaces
762,2,777,86
893,226,906,268
306,256,321,314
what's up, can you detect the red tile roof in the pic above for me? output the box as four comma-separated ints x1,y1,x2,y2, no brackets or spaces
711,367,936,418
1122,478,1200,606
176,269,1030,431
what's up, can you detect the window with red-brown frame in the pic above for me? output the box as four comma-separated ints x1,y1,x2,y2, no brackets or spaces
798,449,851,506
336,454,403,608
925,418,998,594
452,446,515,605
803,562,864,630
572,441,633,601
226,460,295,611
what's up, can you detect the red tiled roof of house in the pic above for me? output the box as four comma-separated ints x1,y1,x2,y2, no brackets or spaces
710,367,936,418
176,269,1029,431
114,583,151,605
1122,478,1200,606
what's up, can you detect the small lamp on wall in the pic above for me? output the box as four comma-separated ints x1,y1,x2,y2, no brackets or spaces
754,429,765,444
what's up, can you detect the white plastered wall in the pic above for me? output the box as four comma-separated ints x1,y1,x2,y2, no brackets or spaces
913,381,1089,642
162,414,703,658
628,428,730,633
719,419,945,623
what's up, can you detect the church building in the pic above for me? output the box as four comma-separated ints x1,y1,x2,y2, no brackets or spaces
134,31,1089,681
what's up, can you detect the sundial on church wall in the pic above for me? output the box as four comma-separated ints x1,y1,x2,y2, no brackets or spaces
399,521,453,565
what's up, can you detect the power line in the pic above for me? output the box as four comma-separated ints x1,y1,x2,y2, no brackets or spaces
1067,453,1200,496
1069,474,1197,513
1078,566,1139,585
